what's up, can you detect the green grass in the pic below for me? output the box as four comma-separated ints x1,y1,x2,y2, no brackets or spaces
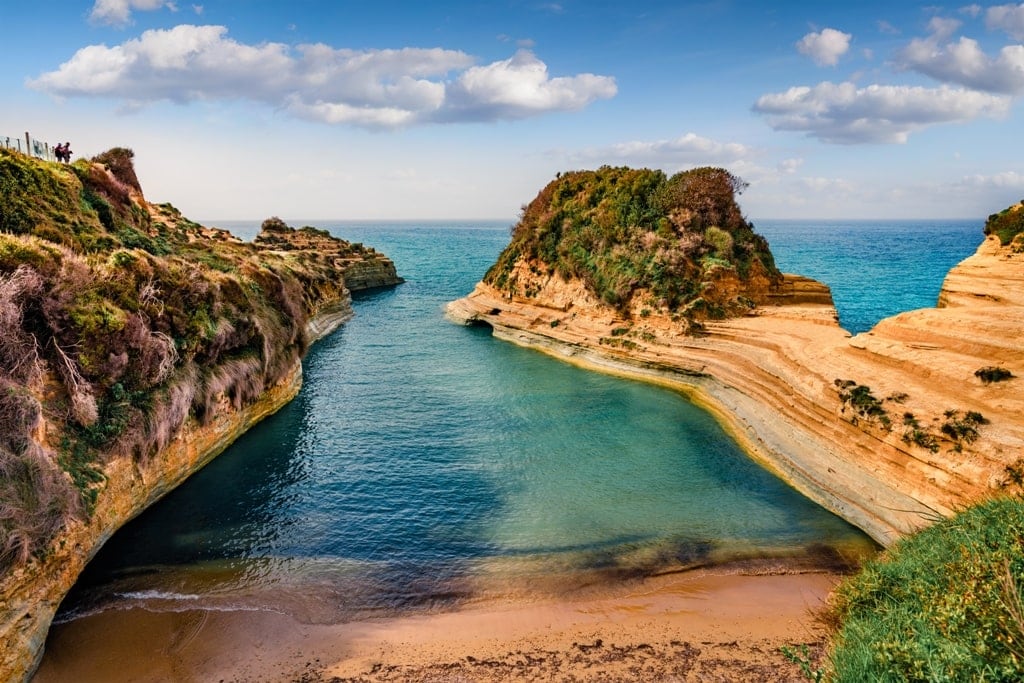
828,497,1024,682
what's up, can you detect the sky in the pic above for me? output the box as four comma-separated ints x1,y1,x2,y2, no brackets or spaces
3,1,1024,222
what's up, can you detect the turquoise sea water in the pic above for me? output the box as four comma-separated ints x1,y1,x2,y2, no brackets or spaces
756,219,982,334
56,218,981,623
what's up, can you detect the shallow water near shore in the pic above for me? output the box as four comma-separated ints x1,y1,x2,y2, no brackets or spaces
51,218,979,633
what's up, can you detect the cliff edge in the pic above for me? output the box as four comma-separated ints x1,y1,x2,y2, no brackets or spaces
0,147,401,681
448,169,1023,548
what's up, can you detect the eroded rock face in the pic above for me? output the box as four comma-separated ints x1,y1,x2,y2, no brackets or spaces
0,152,404,682
2,365,302,681
448,236,1024,547
341,258,404,291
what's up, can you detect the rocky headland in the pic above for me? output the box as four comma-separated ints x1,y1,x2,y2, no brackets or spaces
448,167,1023,547
0,147,401,681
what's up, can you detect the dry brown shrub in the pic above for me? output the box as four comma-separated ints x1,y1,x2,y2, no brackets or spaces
91,148,142,194
51,340,98,426
193,356,265,423
117,368,196,462
0,266,45,387
0,380,79,569
0,378,41,454
83,162,132,209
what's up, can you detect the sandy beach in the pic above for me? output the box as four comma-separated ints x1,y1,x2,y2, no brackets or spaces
34,568,838,682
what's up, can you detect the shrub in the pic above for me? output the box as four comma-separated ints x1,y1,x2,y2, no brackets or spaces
900,412,939,453
976,366,1014,384
984,203,1024,246
1002,459,1024,490
834,379,888,425
0,440,80,570
91,147,141,194
704,226,734,259
940,409,989,452
828,497,1024,682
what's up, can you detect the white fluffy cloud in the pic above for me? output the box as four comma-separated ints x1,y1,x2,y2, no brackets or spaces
752,81,1010,144
796,28,852,66
441,50,618,121
896,27,1024,94
29,26,616,128
572,132,753,167
987,3,1024,40
91,0,176,26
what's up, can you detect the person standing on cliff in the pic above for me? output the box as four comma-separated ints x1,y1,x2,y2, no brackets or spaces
62,142,72,163
54,143,64,162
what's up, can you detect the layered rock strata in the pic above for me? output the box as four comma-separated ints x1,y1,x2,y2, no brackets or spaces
448,236,1023,546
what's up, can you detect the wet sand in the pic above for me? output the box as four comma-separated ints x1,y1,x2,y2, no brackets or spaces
34,569,837,682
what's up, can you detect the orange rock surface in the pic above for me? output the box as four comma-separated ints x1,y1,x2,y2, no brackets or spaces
448,235,1024,546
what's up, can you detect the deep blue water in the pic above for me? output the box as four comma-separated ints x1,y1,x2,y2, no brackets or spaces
58,218,980,623
756,219,982,334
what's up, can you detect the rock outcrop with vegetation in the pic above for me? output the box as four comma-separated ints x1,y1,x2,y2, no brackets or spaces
449,168,1023,549
0,146,401,681
484,166,783,327
984,200,1024,249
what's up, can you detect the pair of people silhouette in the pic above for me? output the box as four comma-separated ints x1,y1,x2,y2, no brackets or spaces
54,142,72,163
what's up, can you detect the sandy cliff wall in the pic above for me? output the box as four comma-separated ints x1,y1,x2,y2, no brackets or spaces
0,364,303,681
0,303,367,682
447,237,1023,547
0,150,405,682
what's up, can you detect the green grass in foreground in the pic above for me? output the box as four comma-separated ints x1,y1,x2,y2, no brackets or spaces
828,497,1024,682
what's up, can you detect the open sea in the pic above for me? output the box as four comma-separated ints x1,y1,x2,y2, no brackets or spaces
54,218,983,625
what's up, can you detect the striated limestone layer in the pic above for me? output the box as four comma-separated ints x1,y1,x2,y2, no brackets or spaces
447,236,1024,547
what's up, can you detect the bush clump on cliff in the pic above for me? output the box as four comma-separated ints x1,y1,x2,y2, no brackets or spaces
827,497,1024,681
0,147,378,571
985,202,1024,248
484,166,781,317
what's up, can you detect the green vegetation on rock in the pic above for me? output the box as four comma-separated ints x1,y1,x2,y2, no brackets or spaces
0,147,388,571
985,202,1024,248
828,497,1024,681
484,166,781,318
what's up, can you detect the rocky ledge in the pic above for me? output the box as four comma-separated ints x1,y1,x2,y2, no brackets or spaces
448,176,1022,547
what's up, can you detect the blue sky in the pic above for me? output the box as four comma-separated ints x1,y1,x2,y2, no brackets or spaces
3,1,1024,221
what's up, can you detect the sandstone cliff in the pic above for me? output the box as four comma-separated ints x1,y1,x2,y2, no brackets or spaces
448,177,1022,548
0,147,401,681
